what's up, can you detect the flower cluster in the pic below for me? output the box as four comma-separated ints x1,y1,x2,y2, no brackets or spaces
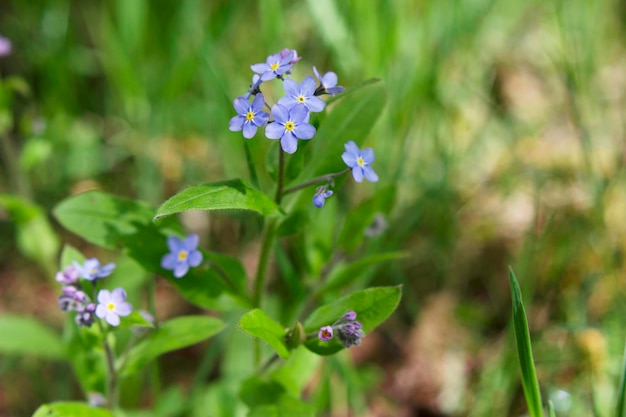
229,48,344,155
160,234,203,278
318,310,365,348
55,259,132,327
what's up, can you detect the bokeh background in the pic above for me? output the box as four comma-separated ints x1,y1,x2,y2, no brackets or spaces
1,0,626,416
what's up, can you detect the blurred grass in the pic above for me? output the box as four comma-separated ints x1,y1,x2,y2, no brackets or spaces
1,0,626,416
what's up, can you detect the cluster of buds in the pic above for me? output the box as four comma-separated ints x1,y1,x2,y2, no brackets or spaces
318,310,365,348
54,258,132,327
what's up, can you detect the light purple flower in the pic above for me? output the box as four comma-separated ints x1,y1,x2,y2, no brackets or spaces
265,103,316,154
75,303,97,327
0,36,11,57
251,51,294,81
74,258,116,281
313,66,345,96
161,234,203,278
55,265,80,285
278,76,326,113
341,141,379,183
318,325,334,342
313,186,333,208
244,74,262,99
279,48,301,65
342,311,357,321
95,288,132,326
229,94,270,139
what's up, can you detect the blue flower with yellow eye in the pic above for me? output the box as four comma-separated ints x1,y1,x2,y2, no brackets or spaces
341,141,379,183
229,93,270,139
161,234,203,278
265,104,316,154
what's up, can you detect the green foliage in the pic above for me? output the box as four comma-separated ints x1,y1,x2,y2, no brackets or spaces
32,402,114,417
509,267,544,417
304,286,402,355
120,315,224,376
154,179,283,220
617,342,626,417
247,394,316,417
238,309,290,359
0,315,65,360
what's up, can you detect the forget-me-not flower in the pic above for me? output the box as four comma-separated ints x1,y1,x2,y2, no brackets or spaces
278,76,326,113
265,104,316,154
161,234,203,278
0,35,11,57
313,66,345,96
95,288,132,326
251,51,294,81
74,258,116,281
317,310,365,348
341,141,379,183
318,326,334,341
55,265,80,285
313,186,333,208
229,93,270,139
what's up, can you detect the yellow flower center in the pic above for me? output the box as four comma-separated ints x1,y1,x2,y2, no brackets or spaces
90,269,98,275
107,302,115,311
246,111,255,121
178,250,188,261
297,95,305,103
270,62,280,71
357,156,365,167
285,121,295,131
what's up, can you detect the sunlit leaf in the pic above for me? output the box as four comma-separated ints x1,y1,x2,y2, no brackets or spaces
32,402,113,417
0,315,65,360
239,309,290,359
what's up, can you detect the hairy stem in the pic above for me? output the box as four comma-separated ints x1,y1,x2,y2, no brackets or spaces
282,168,350,195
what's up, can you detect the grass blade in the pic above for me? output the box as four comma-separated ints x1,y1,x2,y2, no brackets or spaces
617,341,626,417
548,401,556,417
509,266,544,417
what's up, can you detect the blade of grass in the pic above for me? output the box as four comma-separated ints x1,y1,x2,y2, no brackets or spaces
548,401,556,417
509,266,544,417
616,341,626,417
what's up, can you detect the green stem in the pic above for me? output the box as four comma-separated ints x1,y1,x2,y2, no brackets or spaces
282,168,350,196
253,218,277,307
243,140,260,189
96,320,118,409
274,147,285,204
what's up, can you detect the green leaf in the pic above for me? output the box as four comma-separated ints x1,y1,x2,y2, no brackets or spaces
120,315,224,376
118,311,154,329
154,179,282,220
238,309,290,359
239,376,285,408
317,252,408,295
248,394,315,417
548,401,556,417
32,402,114,417
59,244,85,268
616,341,626,417
509,267,544,417
0,315,65,360
304,286,402,355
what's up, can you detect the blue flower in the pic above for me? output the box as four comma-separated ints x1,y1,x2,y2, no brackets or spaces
55,265,80,285
313,186,333,208
341,141,379,183
0,35,11,58
74,258,115,281
229,93,270,139
251,51,294,81
95,288,132,326
278,76,326,112
265,104,316,154
161,234,203,278
244,74,262,99
317,310,365,348
313,66,345,96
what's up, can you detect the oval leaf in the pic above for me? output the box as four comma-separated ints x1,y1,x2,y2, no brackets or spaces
154,179,282,220
239,309,290,359
304,286,402,355
120,315,224,376
0,315,66,360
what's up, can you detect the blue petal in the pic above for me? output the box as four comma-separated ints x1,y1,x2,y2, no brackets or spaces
281,132,298,154
251,63,269,74
326,86,345,96
306,96,326,112
283,78,300,97
184,233,199,250
261,71,277,81
301,76,317,96
229,115,244,132
254,111,270,126
188,250,203,267
278,51,294,65
233,97,249,115
167,236,184,253
265,122,285,139
277,96,299,109
271,104,289,124
361,148,375,164
322,71,338,88
313,66,322,81
352,166,364,183
344,141,360,156
243,122,257,139
161,253,178,269
293,122,316,140
289,104,309,124
313,194,325,208
363,166,379,182
174,263,189,278
342,151,357,167
251,93,265,112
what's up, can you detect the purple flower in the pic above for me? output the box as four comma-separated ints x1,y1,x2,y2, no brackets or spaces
55,265,80,285
341,141,379,183
0,35,11,57
74,258,116,281
95,288,132,326
161,234,203,278
318,325,334,341
313,66,345,96
278,77,326,113
75,303,97,327
251,51,294,81
279,48,301,65
229,94,270,139
342,311,357,321
313,186,333,208
265,104,316,154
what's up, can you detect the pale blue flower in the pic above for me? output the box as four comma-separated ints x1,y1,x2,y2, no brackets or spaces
161,234,203,278
341,141,379,183
265,104,316,154
95,288,132,326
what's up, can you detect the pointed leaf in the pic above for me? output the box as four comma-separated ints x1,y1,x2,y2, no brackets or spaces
239,309,290,359
0,315,65,360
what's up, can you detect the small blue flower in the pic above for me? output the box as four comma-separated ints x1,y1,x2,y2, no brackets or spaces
74,258,115,281
265,104,316,154
95,288,132,327
0,35,11,58
161,234,203,278
244,74,262,99
251,51,294,81
278,76,326,112
313,186,333,208
313,66,345,96
229,93,270,139
341,141,379,183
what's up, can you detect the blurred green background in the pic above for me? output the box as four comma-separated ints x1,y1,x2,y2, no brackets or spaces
1,0,626,416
